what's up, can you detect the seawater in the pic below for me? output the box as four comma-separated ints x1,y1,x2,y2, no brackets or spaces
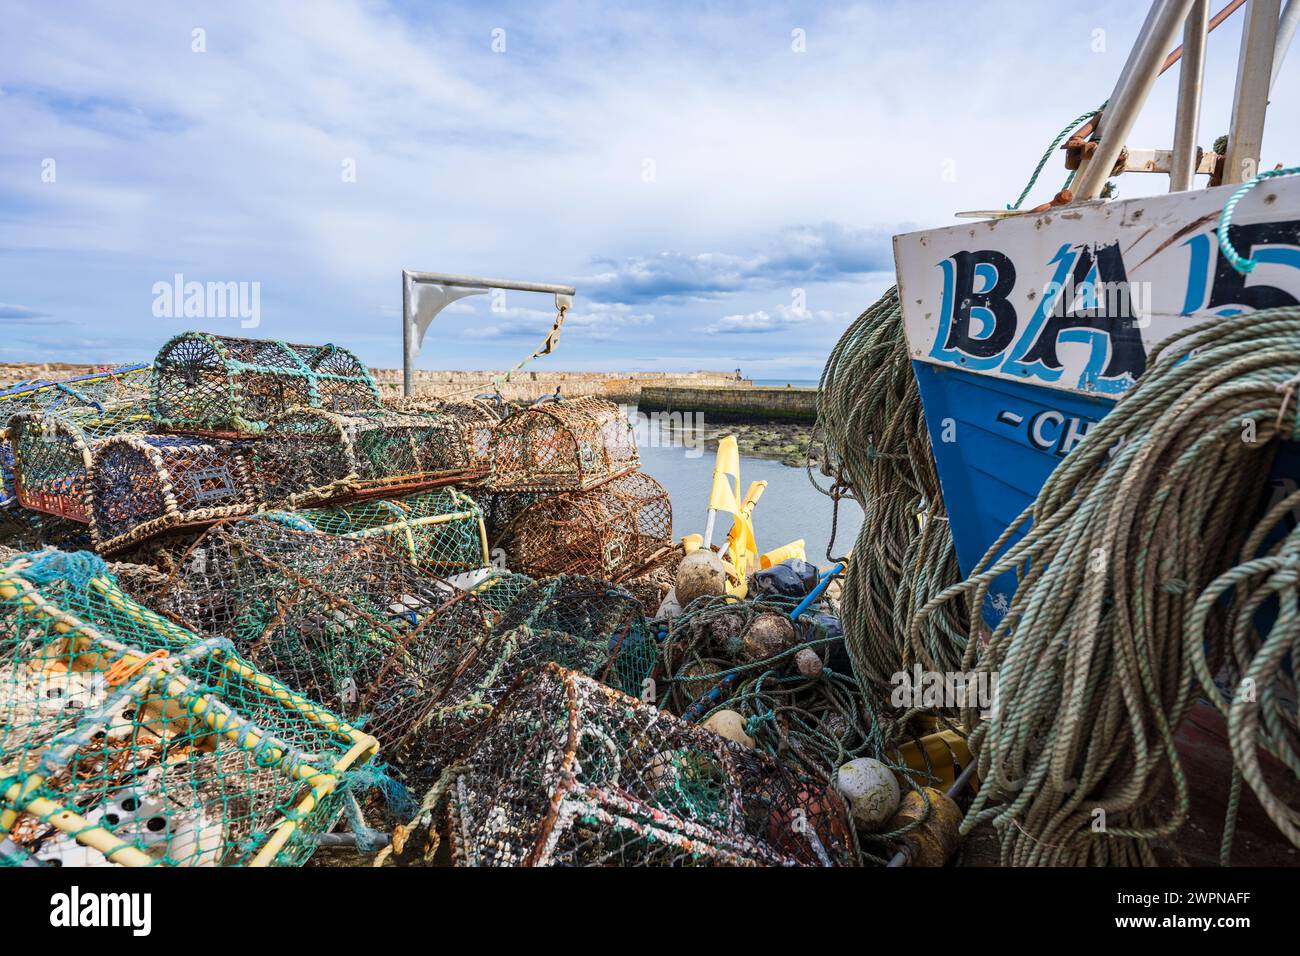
633,424,864,566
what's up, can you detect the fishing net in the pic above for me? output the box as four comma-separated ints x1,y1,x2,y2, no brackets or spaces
659,597,874,774
487,396,638,492
0,365,152,508
253,407,474,508
492,575,659,699
87,435,259,553
439,664,840,866
151,332,380,436
498,470,672,581
156,517,497,772
0,549,378,867
264,488,490,582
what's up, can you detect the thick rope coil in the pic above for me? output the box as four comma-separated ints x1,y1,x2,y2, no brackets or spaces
913,307,1300,866
814,289,969,714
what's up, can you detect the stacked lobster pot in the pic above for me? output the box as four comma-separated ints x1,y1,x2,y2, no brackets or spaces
0,365,152,552
149,514,499,793
2,332,485,555
479,396,681,596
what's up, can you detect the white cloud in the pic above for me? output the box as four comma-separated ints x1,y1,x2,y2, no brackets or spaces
1,1,1296,373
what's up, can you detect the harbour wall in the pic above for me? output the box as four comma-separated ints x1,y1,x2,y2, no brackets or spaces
638,385,817,422
0,363,751,405
369,369,748,403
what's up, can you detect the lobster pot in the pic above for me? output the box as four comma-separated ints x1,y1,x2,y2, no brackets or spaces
159,517,497,762
500,471,672,581
5,369,153,515
254,408,473,508
89,435,257,553
445,664,799,867
487,397,638,492
384,396,501,479
2,366,153,509
0,550,377,867
8,414,96,521
466,571,535,614
397,597,662,791
276,488,490,580
473,489,547,542
491,574,658,697
151,332,381,436
0,508,92,553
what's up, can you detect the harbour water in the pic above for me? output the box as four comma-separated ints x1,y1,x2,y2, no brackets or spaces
633,419,864,566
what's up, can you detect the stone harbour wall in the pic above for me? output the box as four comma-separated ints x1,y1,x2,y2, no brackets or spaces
0,363,752,405
370,369,749,403
638,385,817,422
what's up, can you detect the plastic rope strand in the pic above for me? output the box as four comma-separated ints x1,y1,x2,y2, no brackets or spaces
1217,166,1300,274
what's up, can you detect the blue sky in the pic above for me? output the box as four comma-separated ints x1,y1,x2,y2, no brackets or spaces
1,1,1298,377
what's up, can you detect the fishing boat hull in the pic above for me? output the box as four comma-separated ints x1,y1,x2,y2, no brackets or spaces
894,179,1300,627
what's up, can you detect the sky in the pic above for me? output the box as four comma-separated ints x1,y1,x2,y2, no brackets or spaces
1,1,1298,378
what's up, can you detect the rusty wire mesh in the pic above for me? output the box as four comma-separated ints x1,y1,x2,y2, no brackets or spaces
151,332,381,436
87,435,259,553
0,365,152,509
253,407,475,508
498,470,673,582
263,488,490,582
487,396,638,493
0,548,377,867
443,664,810,866
156,516,497,772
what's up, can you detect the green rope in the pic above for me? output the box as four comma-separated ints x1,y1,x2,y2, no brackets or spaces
812,289,969,715
1217,166,1300,273
913,307,1300,865
1007,105,1104,210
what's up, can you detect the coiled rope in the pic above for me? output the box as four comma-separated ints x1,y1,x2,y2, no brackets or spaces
913,307,1300,865
813,289,969,711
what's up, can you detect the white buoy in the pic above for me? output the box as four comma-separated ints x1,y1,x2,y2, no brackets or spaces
674,550,727,608
702,709,756,749
833,757,900,830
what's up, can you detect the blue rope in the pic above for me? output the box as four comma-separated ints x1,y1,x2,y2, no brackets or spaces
1218,166,1300,274
15,549,109,591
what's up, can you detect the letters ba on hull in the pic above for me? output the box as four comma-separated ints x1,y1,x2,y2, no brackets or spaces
893,178,1300,400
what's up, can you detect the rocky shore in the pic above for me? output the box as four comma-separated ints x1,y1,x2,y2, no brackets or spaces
700,421,816,468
